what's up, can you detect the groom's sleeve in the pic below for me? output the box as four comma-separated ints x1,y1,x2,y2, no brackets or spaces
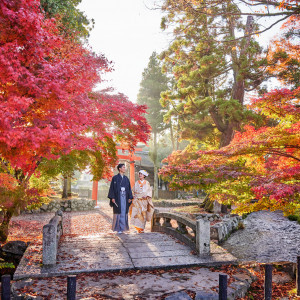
108,176,115,207
128,178,133,200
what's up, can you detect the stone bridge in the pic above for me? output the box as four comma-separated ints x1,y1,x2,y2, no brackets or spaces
14,210,236,280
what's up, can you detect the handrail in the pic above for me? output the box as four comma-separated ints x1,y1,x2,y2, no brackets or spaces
153,211,196,232
151,209,210,256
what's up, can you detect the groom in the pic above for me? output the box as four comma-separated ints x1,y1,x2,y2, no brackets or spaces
108,163,133,233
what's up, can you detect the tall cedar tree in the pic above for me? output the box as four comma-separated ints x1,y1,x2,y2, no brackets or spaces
137,53,169,199
160,0,265,148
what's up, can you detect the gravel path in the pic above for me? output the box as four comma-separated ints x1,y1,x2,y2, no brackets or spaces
223,210,300,263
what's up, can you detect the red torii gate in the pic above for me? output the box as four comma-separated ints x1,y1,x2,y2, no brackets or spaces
92,146,142,207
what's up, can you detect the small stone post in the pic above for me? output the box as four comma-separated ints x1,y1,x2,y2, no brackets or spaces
67,275,76,300
264,264,273,300
43,224,57,265
196,218,210,256
1,274,11,300
219,274,227,300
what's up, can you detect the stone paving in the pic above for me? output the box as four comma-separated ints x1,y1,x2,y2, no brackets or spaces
223,210,300,263
14,232,236,280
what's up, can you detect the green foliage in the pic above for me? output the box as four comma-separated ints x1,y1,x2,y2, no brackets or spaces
0,260,14,269
38,150,91,178
137,52,172,198
287,214,300,224
40,0,94,39
287,214,298,221
27,174,53,208
29,174,52,193
137,52,170,135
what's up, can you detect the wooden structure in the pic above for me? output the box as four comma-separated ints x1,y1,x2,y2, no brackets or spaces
117,146,142,187
92,146,142,207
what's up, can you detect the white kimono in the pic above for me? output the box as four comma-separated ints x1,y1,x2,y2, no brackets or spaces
129,180,154,230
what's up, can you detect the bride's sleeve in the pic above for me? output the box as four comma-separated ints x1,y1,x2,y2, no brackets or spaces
132,182,136,195
146,181,152,198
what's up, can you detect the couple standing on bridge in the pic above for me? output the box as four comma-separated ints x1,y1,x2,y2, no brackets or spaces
108,163,154,234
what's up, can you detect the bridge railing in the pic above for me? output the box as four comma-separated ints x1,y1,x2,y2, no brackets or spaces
42,210,63,266
151,209,210,256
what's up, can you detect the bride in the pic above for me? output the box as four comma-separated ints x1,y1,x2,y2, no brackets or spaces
130,170,154,233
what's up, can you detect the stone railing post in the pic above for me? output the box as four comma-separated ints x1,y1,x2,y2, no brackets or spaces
151,209,160,232
43,223,57,266
196,218,210,256
42,211,63,266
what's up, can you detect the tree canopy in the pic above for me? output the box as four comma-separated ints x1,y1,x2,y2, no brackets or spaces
160,16,300,215
40,0,94,38
0,0,150,240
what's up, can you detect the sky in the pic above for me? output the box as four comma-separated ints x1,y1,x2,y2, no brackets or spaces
78,1,284,102
78,0,170,102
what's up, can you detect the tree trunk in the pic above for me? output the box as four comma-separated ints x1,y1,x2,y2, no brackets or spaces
0,210,13,242
176,119,180,150
219,124,234,148
62,176,68,199
67,176,72,197
153,131,159,200
211,16,255,149
170,118,175,151
231,16,254,106
209,107,234,148
154,166,159,200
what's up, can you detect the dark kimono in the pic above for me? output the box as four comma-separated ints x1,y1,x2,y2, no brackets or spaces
108,173,133,232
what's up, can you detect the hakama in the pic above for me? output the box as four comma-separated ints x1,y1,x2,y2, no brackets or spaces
108,173,133,233
112,191,129,232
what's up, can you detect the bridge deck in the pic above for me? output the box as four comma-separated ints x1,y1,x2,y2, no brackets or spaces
14,232,236,280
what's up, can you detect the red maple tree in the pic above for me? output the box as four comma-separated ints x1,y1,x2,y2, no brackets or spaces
0,0,150,241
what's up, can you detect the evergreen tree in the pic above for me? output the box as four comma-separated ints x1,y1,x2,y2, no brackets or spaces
160,0,265,148
137,52,170,199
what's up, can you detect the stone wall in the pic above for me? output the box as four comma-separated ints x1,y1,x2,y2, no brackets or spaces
207,214,244,244
23,198,96,214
